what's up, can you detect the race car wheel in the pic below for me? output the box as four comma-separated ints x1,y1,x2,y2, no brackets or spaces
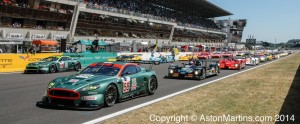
49,65,56,73
74,63,80,71
104,84,118,107
215,68,219,76
147,76,158,95
155,61,160,65
200,70,206,80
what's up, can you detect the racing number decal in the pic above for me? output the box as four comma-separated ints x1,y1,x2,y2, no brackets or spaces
59,62,65,69
122,76,130,93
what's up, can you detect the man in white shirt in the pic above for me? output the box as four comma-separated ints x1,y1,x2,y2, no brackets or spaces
0,48,3,53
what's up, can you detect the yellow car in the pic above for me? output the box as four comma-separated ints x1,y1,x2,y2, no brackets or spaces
179,54,197,61
236,51,245,56
179,54,191,61
131,54,143,60
107,58,117,62
117,54,142,61
264,53,273,61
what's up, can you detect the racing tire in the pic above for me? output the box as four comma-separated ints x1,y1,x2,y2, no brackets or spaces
215,68,219,76
49,64,56,73
147,76,158,95
104,84,118,107
200,69,206,80
74,63,80,71
154,61,160,65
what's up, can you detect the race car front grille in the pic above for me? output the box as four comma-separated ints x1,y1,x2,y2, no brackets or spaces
48,88,80,100
51,98,74,106
26,67,39,70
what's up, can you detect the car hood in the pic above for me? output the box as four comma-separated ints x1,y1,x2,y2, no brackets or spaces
52,74,117,90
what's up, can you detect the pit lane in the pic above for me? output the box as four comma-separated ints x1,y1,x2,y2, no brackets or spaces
0,59,287,124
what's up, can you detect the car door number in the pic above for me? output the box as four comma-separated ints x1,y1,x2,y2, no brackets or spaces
59,62,68,69
122,77,137,93
59,62,64,69
122,76,130,93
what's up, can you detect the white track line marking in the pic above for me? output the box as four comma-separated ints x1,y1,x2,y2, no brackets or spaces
0,72,22,75
83,53,297,124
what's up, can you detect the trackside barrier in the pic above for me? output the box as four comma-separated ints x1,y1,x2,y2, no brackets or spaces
63,52,117,67
0,53,62,72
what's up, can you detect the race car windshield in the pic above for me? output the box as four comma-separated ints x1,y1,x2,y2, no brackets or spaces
223,56,231,59
80,66,120,76
42,57,59,61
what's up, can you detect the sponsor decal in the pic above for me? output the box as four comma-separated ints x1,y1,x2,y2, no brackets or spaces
82,96,97,100
6,33,24,39
32,34,46,39
122,76,130,93
131,78,137,91
76,74,94,79
68,79,79,83
19,55,30,60
19,55,44,61
0,59,13,68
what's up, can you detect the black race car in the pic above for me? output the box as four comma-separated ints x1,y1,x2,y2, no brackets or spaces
165,59,220,80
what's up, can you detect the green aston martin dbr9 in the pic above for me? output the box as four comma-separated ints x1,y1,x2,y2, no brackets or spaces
24,56,81,73
37,62,158,109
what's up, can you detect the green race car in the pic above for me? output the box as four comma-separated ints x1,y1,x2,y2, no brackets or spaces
37,62,158,109
24,56,81,73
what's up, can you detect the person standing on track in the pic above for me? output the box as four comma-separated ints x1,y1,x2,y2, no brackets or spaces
0,47,3,53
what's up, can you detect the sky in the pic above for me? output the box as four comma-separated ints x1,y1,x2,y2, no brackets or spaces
210,0,300,43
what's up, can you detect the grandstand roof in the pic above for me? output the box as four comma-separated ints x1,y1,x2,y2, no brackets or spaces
166,0,232,18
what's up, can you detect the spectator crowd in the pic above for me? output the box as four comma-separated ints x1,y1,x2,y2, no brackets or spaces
82,0,222,31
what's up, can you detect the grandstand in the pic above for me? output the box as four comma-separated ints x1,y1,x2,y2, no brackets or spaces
0,0,234,53
287,39,300,48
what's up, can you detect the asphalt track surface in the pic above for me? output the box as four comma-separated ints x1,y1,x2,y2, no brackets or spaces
0,58,290,124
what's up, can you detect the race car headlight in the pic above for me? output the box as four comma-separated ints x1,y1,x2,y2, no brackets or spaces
81,84,101,91
235,64,238,67
48,82,55,89
218,63,220,66
169,70,174,74
195,71,199,75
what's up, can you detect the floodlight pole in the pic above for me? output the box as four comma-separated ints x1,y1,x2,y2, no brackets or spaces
275,38,277,50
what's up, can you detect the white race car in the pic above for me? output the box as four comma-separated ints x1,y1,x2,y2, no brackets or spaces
245,56,259,65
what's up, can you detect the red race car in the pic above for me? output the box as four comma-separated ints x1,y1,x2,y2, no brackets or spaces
219,56,246,70
198,52,211,59
222,51,234,58
211,51,222,58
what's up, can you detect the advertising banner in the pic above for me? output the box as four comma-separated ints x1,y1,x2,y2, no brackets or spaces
63,53,118,67
0,53,62,72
